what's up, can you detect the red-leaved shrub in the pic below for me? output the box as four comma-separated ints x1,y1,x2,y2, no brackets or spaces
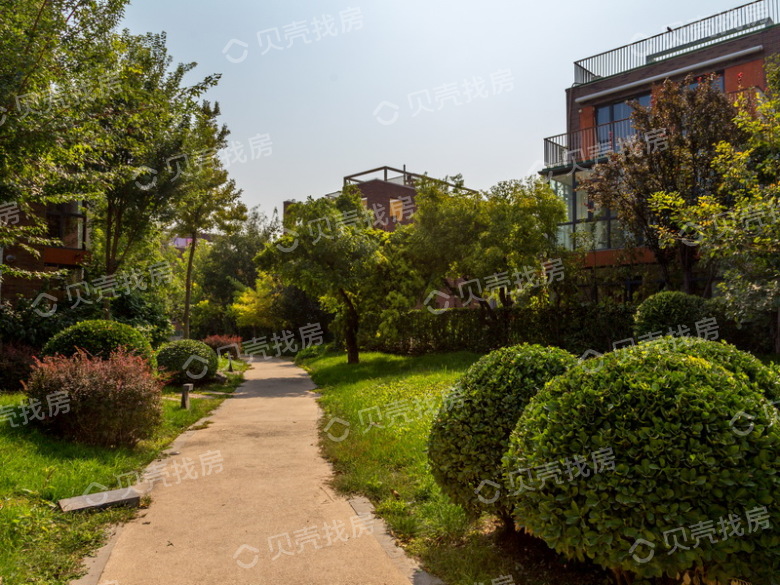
202,335,242,358
0,343,37,393
24,349,162,448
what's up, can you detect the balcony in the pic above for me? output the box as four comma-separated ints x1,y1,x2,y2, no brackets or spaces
574,0,780,85
542,88,763,169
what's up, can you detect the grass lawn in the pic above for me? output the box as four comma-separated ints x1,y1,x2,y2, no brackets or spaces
301,351,609,585
0,357,248,585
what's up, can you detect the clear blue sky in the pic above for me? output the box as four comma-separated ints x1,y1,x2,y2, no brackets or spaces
121,0,742,216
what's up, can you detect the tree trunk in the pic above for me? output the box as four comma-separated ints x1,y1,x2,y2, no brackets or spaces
183,234,198,339
775,308,780,355
679,243,697,295
340,289,360,364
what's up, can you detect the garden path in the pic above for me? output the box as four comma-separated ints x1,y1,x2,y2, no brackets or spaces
84,359,418,585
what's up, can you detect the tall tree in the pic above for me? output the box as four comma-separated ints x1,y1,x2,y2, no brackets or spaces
582,74,743,293
171,101,245,338
85,31,221,278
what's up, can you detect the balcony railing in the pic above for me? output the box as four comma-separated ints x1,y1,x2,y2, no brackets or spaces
543,88,764,168
574,0,780,85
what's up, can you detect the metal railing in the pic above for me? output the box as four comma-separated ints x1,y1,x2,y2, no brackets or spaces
543,88,764,168
574,0,780,85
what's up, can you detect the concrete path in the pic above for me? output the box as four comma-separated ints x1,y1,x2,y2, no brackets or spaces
92,359,418,585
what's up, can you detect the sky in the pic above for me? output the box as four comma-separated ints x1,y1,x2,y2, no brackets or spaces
121,0,743,216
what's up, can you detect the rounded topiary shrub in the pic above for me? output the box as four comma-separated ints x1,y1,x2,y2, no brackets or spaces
156,339,218,385
43,319,153,363
641,335,780,404
503,345,780,583
427,344,577,529
24,350,162,447
633,291,710,338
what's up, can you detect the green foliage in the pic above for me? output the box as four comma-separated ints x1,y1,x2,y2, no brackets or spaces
109,289,173,347
156,339,218,385
633,291,710,337
427,344,577,523
25,350,162,448
258,186,382,364
370,303,636,356
42,319,153,362
642,336,780,404
503,345,780,582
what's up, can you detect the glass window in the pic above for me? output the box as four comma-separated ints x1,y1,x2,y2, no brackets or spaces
575,189,590,221
610,219,626,248
557,224,573,250
594,220,609,250
550,174,574,222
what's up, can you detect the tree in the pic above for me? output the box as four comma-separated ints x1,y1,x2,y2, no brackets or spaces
666,64,780,353
85,31,221,279
231,272,284,333
196,207,278,306
582,74,742,293
0,0,127,284
171,101,245,338
257,187,382,364
405,176,565,315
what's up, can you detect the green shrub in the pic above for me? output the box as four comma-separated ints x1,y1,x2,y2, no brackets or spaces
633,291,710,338
24,350,162,447
42,319,153,362
503,345,780,583
427,344,577,528
156,339,218,385
642,336,780,404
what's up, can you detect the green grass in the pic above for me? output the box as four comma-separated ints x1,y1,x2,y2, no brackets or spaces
301,351,609,585
0,360,248,585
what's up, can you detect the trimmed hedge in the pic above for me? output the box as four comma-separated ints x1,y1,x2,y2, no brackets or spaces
368,303,636,356
428,344,577,527
42,319,153,363
633,291,710,338
156,339,218,385
503,344,780,583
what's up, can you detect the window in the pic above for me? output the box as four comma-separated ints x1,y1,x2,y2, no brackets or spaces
46,202,85,249
595,92,651,154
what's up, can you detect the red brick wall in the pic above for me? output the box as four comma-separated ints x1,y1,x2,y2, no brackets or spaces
566,25,780,134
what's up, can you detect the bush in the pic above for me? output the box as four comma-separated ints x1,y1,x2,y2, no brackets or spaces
42,319,154,363
156,339,218,385
368,303,636,356
202,335,242,358
503,345,780,583
0,343,37,393
642,336,780,403
427,344,577,528
24,350,162,447
633,291,710,338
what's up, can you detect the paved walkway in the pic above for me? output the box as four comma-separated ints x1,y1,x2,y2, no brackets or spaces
91,359,416,585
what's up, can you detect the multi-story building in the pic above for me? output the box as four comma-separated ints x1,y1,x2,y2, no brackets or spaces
0,201,88,301
541,0,779,272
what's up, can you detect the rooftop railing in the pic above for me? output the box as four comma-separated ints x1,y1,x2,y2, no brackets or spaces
574,0,780,85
